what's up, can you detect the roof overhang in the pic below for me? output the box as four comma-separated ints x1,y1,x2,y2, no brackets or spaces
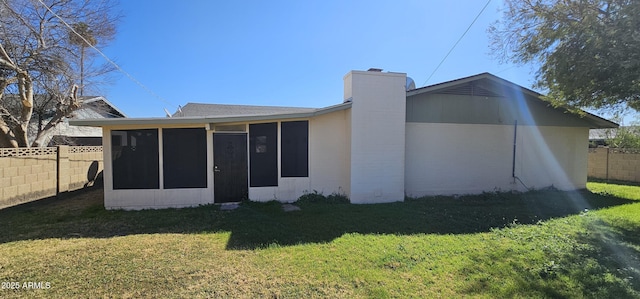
71,102,351,127
408,73,618,129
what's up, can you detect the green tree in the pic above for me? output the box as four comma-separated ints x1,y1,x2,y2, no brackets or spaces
607,126,640,148
489,0,640,112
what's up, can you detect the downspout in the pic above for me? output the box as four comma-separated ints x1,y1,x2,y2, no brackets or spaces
512,120,517,178
512,120,530,190
605,147,610,181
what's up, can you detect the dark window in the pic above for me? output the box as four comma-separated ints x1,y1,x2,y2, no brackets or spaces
281,121,308,177
111,129,159,189
249,122,278,187
162,128,207,189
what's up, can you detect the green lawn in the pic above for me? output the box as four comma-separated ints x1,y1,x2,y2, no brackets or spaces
1,182,639,298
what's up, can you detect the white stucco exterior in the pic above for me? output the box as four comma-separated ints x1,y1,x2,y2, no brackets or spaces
245,110,352,202
405,123,589,196
101,112,354,209
345,71,406,203
309,109,351,196
73,70,614,210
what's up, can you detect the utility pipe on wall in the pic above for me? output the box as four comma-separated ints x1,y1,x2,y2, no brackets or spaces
512,120,517,178
511,119,530,190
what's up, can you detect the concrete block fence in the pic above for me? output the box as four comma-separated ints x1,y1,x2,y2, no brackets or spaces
0,146,103,209
588,148,640,183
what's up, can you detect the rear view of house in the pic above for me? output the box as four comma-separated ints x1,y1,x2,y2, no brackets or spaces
72,69,616,209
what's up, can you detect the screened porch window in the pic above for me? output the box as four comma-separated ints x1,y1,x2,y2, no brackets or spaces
162,128,207,189
111,129,159,189
249,122,278,187
281,121,308,177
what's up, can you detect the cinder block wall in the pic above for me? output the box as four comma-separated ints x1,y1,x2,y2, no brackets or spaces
68,146,103,190
0,147,58,208
0,146,103,209
588,148,640,182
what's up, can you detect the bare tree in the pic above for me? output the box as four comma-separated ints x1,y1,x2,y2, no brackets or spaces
0,0,119,147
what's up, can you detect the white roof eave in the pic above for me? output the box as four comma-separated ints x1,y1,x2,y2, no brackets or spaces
70,102,352,127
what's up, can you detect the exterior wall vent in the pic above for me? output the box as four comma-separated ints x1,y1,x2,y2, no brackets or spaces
439,82,502,97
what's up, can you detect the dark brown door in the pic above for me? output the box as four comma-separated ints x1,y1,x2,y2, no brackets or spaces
213,133,248,203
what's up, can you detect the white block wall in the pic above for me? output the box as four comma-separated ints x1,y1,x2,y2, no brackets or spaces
405,123,589,197
345,71,406,203
249,178,311,202
248,111,352,202
249,120,310,202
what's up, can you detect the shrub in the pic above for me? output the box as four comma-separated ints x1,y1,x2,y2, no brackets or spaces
326,192,350,204
297,190,350,204
296,190,326,203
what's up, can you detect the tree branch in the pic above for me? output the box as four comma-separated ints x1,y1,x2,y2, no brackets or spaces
0,43,18,69
31,85,80,147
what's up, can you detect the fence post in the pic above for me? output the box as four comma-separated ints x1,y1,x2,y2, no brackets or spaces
57,145,70,195
605,147,610,181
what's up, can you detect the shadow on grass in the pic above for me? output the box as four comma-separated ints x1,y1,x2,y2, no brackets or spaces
0,186,636,250
459,214,640,298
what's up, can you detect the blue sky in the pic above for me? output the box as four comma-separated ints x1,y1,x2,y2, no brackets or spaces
99,0,635,123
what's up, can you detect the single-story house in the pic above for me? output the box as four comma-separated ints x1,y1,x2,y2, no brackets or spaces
589,126,639,147
46,96,127,146
2,94,125,146
47,96,127,146
71,69,617,210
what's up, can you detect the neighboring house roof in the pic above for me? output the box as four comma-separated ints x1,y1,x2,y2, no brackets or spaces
81,96,127,118
39,96,126,139
174,102,315,117
590,126,639,140
44,96,126,146
0,94,127,145
72,102,352,127
408,73,618,129
48,136,103,146
590,128,615,140
1,94,125,118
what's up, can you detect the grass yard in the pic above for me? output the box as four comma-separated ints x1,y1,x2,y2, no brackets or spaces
1,182,639,298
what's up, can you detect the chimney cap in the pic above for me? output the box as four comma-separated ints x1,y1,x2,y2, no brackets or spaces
367,68,383,72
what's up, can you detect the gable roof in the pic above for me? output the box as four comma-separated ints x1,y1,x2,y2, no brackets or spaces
81,96,127,118
407,73,618,129
174,102,315,117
